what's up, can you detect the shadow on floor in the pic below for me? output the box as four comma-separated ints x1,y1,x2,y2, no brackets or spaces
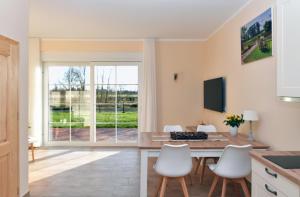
29,148,139,197
29,148,248,197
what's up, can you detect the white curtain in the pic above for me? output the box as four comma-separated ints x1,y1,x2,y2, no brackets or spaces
28,38,43,146
139,39,157,132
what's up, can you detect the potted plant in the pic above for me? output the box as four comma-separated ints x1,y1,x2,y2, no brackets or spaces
224,114,244,136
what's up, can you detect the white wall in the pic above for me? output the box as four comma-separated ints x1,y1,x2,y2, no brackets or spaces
0,0,29,196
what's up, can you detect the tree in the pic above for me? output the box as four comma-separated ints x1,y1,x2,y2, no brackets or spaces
96,70,105,105
104,72,111,103
247,22,261,38
63,67,86,90
99,71,105,103
241,26,248,52
264,20,272,34
95,68,113,112
61,67,87,118
255,22,261,35
241,26,248,42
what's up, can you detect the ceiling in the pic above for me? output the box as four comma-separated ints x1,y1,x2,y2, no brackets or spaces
29,0,250,39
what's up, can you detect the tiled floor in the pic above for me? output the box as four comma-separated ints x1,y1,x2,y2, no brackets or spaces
29,148,246,197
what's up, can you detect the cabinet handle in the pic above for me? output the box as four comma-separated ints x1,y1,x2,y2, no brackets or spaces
265,184,277,196
265,168,277,178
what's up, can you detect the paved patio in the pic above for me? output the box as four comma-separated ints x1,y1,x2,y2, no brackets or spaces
50,128,138,143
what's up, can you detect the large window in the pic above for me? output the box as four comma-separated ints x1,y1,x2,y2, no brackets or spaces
45,63,138,145
95,65,138,143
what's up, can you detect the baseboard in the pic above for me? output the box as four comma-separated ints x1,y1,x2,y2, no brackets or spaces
23,191,30,197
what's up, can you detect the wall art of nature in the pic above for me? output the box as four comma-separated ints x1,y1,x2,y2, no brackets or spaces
241,8,272,64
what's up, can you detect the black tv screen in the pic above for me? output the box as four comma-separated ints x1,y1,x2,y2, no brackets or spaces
204,77,225,112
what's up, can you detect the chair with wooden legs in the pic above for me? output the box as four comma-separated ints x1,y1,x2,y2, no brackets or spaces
208,144,252,197
154,144,193,197
163,125,184,132
28,137,36,161
194,124,218,184
163,125,193,185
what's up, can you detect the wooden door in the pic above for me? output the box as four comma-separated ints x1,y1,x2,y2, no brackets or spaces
0,35,19,197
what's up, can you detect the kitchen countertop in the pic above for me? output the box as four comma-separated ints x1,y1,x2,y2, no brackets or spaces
250,150,300,186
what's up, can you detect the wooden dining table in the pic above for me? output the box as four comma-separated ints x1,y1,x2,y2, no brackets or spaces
138,131,269,197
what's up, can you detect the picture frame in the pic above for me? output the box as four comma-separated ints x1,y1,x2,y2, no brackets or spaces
241,8,273,64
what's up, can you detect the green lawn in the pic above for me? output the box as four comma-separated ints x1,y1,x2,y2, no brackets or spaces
50,111,137,128
244,39,272,63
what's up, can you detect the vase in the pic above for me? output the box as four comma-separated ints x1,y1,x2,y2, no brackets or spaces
229,126,238,136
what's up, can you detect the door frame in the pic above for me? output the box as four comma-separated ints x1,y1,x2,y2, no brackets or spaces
43,61,141,146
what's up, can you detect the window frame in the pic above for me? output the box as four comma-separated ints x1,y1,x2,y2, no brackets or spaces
43,61,140,146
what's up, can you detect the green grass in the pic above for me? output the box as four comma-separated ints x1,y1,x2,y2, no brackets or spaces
244,40,272,63
96,111,138,128
96,112,137,123
50,111,83,122
50,111,137,128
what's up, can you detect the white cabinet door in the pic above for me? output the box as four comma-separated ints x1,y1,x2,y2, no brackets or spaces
252,172,289,197
277,0,300,98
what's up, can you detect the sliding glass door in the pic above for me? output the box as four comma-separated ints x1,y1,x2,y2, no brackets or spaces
95,65,138,143
95,65,116,143
48,64,91,142
116,66,138,143
45,62,138,145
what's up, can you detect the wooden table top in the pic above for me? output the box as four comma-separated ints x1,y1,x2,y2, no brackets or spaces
250,151,300,186
138,132,269,149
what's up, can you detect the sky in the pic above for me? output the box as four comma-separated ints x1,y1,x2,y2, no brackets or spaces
48,64,138,91
243,8,272,31
48,64,138,87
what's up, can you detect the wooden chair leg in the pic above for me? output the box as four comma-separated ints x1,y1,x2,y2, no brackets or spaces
233,181,241,196
156,177,163,197
213,157,219,163
240,178,250,197
194,157,201,175
30,143,35,161
221,178,227,197
199,157,206,184
193,157,199,169
178,177,189,197
185,174,193,185
159,177,168,197
189,174,193,185
208,175,219,197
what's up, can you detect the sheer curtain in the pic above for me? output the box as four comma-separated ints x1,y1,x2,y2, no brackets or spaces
139,39,157,132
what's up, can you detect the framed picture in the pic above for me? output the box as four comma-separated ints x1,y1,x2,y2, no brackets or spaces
241,8,272,64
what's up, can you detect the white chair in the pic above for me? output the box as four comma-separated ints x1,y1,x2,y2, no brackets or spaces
208,144,252,197
28,136,37,161
163,125,184,132
154,144,192,197
196,124,216,132
195,124,217,183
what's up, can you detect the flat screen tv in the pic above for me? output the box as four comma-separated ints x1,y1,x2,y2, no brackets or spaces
204,77,225,112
